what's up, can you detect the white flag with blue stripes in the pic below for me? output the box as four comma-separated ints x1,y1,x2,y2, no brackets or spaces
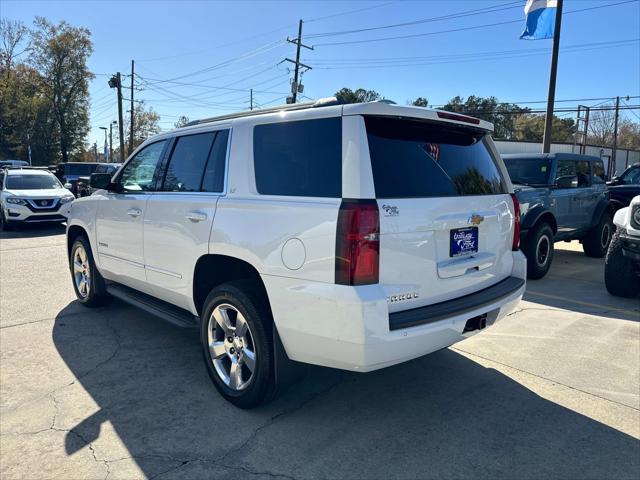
521,0,557,40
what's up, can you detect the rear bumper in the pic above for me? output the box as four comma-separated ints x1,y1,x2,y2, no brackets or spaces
265,250,527,372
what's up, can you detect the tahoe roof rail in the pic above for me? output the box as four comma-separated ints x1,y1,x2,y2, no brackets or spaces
184,96,342,127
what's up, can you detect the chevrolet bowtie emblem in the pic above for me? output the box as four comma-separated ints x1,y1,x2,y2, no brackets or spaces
469,214,484,226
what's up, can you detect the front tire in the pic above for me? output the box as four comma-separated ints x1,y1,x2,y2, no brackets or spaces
523,222,554,280
69,236,108,307
0,208,13,231
605,231,639,298
583,213,612,258
200,282,275,409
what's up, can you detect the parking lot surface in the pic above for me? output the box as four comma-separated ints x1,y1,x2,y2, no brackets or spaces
1,226,639,479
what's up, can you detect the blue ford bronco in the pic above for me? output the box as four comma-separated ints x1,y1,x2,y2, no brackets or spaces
503,153,613,279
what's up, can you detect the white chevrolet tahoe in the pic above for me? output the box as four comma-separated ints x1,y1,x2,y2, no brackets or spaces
66,99,526,408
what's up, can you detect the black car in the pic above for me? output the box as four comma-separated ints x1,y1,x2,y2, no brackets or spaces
55,162,101,196
76,163,121,197
607,163,640,211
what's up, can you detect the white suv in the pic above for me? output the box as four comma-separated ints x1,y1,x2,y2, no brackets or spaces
66,99,526,408
1,168,74,229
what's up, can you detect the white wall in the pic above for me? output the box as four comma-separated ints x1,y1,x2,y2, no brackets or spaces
495,140,639,176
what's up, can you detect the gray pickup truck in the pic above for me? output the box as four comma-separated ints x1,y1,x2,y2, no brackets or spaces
503,153,613,279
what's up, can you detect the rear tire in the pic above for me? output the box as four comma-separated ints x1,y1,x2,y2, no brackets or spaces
523,222,554,280
69,236,108,307
200,282,275,409
604,231,639,298
583,213,612,258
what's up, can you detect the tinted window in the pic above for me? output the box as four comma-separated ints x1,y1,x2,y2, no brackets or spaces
555,160,577,188
6,174,63,190
576,160,590,187
504,157,551,185
365,116,506,198
66,164,96,176
592,161,606,184
253,118,342,197
202,130,229,193
162,130,228,192
163,133,215,192
119,141,166,192
621,167,640,184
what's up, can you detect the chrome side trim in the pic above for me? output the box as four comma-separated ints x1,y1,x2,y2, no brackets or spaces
145,264,183,279
98,252,145,269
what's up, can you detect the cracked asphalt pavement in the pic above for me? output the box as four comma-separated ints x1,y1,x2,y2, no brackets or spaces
1,226,639,479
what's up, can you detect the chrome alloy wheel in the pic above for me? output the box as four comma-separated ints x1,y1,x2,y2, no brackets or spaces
536,234,551,267
207,303,256,391
73,245,91,298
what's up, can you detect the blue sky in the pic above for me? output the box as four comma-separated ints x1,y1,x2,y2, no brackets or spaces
2,0,639,148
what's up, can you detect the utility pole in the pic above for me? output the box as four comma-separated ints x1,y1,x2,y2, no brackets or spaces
99,126,108,161
108,72,126,162
109,122,114,162
610,95,620,179
93,142,98,162
284,19,313,103
250,89,253,110
542,0,563,153
130,60,135,155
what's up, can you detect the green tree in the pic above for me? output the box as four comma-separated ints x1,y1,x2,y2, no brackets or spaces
334,87,382,104
513,113,575,143
29,17,93,162
124,102,161,151
443,95,530,139
174,115,190,128
411,97,429,107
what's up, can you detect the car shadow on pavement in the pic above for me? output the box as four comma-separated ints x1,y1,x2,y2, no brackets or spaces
0,223,66,239
524,248,640,322
52,301,640,479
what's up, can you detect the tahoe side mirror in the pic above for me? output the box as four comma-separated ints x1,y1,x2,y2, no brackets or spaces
555,175,578,189
90,172,113,190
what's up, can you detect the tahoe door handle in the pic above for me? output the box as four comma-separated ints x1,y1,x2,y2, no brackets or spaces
186,211,207,222
127,208,142,217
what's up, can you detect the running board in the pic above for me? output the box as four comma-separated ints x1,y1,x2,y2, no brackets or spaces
106,283,199,328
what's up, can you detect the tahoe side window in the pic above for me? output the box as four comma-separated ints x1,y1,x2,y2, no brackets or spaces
365,116,507,198
118,140,166,192
592,160,606,184
162,130,228,192
253,118,342,198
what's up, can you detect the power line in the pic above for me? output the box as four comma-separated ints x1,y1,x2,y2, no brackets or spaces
307,39,639,69
306,1,521,38
305,1,397,23
622,97,640,121
306,39,639,64
313,0,639,47
159,40,285,83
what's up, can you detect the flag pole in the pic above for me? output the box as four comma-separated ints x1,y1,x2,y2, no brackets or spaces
542,0,563,153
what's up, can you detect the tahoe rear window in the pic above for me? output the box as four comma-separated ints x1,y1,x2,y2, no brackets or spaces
253,118,342,198
365,116,507,198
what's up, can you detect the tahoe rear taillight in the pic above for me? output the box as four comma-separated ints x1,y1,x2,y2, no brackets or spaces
335,200,380,286
510,193,520,251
